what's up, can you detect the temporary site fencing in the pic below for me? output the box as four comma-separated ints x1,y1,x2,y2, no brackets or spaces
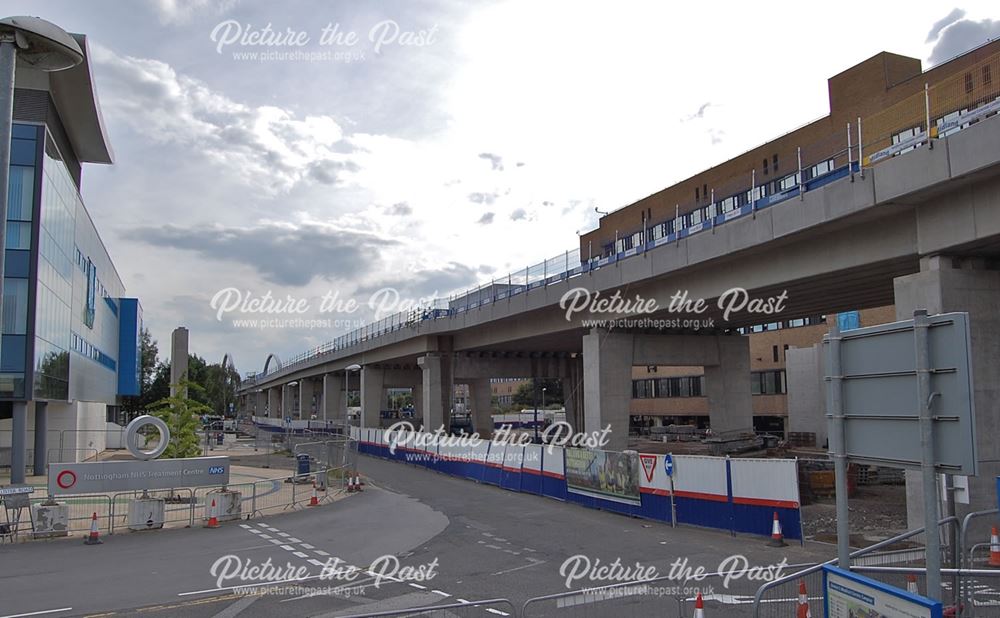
351,426,803,541
4,432,357,540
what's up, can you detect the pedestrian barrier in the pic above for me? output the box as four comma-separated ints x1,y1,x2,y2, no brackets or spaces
352,427,803,540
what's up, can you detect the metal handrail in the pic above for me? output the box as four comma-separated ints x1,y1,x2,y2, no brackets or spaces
752,515,960,616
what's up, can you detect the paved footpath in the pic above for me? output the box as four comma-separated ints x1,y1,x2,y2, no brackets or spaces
0,454,837,617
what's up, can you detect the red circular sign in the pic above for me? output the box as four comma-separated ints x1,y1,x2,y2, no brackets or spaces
56,470,77,489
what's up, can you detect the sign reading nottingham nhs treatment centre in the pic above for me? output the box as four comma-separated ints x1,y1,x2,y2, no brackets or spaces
46,415,231,495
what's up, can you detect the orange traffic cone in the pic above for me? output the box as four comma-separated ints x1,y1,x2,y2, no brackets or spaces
990,526,1000,567
84,511,102,545
797,580,811,618
693,592,705,618
206,498,220,528
906,574,919,594
309,481,319,506
768,511,787,547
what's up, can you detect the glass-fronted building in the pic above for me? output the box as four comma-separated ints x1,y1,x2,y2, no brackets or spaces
0,30,141,481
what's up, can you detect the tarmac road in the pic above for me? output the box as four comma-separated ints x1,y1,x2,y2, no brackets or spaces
0,454,832,617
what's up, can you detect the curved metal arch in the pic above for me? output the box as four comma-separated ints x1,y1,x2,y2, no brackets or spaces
262,353,282,375
221,353,237,375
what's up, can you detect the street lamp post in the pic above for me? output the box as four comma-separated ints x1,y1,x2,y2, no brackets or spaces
0,17,84,485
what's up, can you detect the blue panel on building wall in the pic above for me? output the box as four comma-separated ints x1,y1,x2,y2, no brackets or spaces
1,335,26,372
837,311,860,331
4,251,30,278
12,124,38,139
117,298,142,396
10,139,36,166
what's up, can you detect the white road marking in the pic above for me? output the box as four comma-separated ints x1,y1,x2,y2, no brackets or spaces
409,583,426,590
268,539,283,545
315,550,330,556
300,543,315,549
492,558,546,576
247,528,262,534
258,533,272,540
293,551,309,558
432,590,451,597
485,608,509,616
238,524,251,529
278,532,290,538
280,545,294,551
308,559,326,567
0,610,73,618
287,537,302,543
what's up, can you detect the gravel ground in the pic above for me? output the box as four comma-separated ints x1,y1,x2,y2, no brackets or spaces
802,484,909,545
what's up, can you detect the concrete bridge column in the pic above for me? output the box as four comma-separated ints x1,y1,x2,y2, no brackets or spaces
893,257,1000,536
412,383,424,424
361,366,385,428
582,330,634,451
418,353,453,431
267,387,279,418
703,335,754,435
298,379,315,420
322,373,343,422
468,378,494,437
562,355,584,434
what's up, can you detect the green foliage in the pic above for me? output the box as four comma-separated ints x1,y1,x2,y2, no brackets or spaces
119,328,242,421
511,378,565,407
149,378,212,458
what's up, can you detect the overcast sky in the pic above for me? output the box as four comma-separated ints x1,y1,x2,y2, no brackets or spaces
7,1,999,375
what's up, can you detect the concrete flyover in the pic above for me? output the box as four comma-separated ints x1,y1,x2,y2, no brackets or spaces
239,113,1000,516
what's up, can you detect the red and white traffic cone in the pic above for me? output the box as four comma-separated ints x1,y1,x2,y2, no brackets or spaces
84,511,102,545
347,474,355,492
768,511,787,547
990,526,1000,567
693,592,705,618
797,580,811,618
906,574,919,594
205,498,219,528
356,473,364,492
309,481,319,506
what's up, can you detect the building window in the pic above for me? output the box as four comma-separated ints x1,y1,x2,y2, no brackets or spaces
984,65,992,86
772,345,779,362
695,187,700,201
703,184,708,200
773,154,779,172
763,158,769,175
751,370,786,395
965,72,973,94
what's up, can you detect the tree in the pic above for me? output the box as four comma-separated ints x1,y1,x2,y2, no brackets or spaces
121,328,160,418
149,378,212,458
511,379,565,408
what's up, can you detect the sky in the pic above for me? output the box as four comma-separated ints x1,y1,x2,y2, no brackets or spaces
6,0,1000,375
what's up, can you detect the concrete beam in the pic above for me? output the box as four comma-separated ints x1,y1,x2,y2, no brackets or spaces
418,353,453,431
322,373,343,422
468,378,493,437
298,379,315,420
582,330,633,451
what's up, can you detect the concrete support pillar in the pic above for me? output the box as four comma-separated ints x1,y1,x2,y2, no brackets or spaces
11,401,27,484
893,260,1000,535
562,356,585,433
170,327,189,398
469,378,494,437
322,373,343,422
412,383,424,423
33,401,47,476
582,330,633,451
267,387,279,418
299,379,315,420
418,353,453,431
703,335,754,435
360,366,385,428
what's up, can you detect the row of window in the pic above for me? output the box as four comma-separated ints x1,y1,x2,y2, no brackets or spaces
630,371,787,398
71,331,117,371
751,370,787,395
632,376,705,399
736,315,826,334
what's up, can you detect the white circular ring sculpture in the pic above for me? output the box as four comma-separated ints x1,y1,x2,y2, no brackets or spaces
126,414,171,460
